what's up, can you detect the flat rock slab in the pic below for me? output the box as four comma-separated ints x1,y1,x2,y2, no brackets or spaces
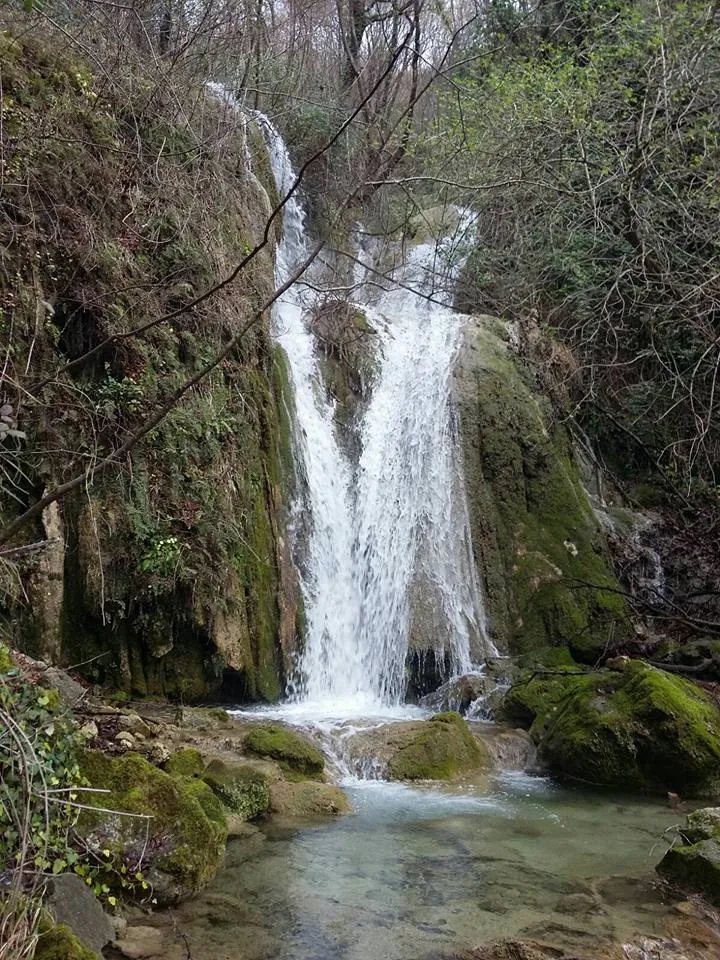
113,926,165,959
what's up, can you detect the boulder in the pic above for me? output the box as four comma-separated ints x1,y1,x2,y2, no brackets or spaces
34,923,97,960
78,750,227,905
344,713,490,781
657,807,720,903
269,780,350,817
45,873,114,957
40,667,86,708
243,724,325,779
501,659,720,796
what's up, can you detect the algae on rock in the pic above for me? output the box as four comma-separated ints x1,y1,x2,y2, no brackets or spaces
243,723,325,779
502,659,720,796
454,316,628,662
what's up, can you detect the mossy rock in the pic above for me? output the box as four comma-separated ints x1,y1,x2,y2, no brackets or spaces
165,748,205,778
34,923,96,960
387,713,488,781
78,750,227,905
502,660,720,796
454,316,629,662
243,724,325,779
657,809,720,903
202,758,271,820
268,780,350,817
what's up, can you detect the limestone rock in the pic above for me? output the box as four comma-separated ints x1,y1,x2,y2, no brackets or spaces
112,925,165,959
41,667,86,708
419,674,494,714
269,779,350,817
658,807,720,903
453,315,628,662
45,873,114,956
202,758,271,820
343,713,490,782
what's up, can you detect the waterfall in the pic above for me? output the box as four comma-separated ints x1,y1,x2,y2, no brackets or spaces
255,114,492,712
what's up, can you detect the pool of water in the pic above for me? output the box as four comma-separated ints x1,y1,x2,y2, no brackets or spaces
160,771,681,960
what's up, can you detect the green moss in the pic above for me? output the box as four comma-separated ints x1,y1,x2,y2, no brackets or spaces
78,750,227,900
658,839,720,904
387,712,488,781
0,643,14,674
202,758,270,819
243,724,325,779
165,748,205,779
456,317,629,661
34,923,96,960
503,661,720,795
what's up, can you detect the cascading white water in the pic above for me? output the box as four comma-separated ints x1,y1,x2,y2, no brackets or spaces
256,114,492,712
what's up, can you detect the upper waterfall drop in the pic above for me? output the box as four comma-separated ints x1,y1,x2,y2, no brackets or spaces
254,112,493,712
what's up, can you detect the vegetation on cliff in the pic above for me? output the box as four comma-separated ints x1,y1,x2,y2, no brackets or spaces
0,26,299,700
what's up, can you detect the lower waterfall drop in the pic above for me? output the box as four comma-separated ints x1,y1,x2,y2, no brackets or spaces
257,114,493,714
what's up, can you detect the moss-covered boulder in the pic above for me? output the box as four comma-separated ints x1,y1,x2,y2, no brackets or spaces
341,714,489,782
78,750,227,905
657,808,720,903
387,713,488,781
202,758,271,820
243,724,325,779
34,923,96,960
502,660,720,796
454,316,629,662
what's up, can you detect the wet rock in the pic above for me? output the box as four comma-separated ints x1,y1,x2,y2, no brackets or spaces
427,940,571,960
657,807,720,904
454,315,629,662
419,674,494,714
112,926,165,959
474,725,537,772
269,779,350,817
45,873,114,956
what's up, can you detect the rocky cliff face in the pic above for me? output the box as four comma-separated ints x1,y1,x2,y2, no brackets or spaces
454,316,628,662
0,33,299,701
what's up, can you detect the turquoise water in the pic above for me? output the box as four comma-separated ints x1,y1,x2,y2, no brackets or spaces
163,772,680,960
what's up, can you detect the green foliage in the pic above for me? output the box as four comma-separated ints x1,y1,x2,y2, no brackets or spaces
441,0,720,487
137,535,182,577
0,668,84,879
